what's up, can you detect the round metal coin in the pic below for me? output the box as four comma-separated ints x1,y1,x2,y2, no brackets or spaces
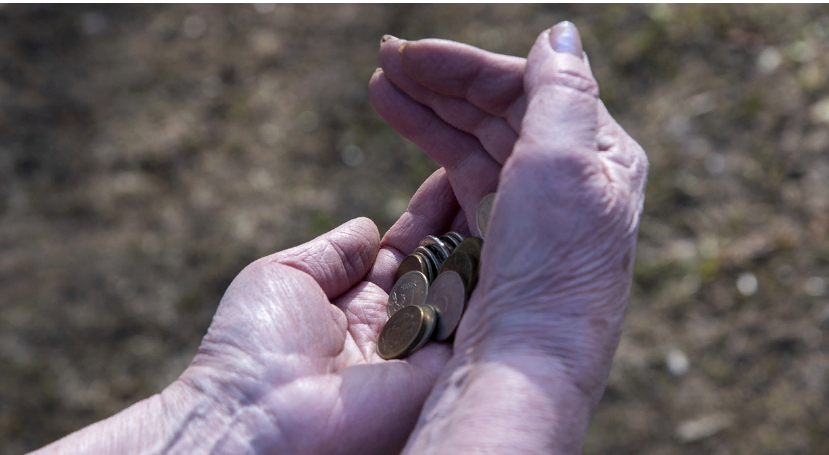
395,253,433,283
425,271,467,341
476,193,496,239
413,246,441,279
454,237,483,291
446,231,465,246
419,235,452,260
438,250,475,293
376,304,437,359
439,234,460,250
387,271,429,317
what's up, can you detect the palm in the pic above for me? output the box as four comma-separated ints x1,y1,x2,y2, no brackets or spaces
178,218,450,455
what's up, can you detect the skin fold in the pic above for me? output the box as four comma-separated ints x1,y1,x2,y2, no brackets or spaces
31,22,647,455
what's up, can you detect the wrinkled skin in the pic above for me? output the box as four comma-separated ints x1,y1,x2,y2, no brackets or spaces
33,22,647,455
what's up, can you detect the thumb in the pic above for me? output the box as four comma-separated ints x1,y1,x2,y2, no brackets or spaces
519,21,599,159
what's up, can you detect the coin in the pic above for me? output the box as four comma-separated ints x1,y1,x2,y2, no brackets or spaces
419,235,452,260
395,253,434,283
438,249,475,293
425,271,467,341
439,234,460,250
387,271,429,317
446,231,465,246
413,246,441,280
476,193,496,239
376,304,437,359
454,237,483,290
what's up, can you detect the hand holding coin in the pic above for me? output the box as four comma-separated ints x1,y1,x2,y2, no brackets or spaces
372,21,648,455
36,21,647,455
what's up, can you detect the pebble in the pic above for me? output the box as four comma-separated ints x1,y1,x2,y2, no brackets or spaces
666,349,690,377
676,413,733,443
736,272,758,297
804,277,826,297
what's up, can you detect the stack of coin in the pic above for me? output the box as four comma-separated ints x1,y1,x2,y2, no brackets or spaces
377,193,496,360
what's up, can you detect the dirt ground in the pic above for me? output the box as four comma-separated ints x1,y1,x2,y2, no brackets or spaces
1,4,828,454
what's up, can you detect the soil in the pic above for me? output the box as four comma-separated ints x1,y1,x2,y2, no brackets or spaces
1,4,828,454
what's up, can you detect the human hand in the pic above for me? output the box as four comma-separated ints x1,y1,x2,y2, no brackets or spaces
370,21,648,453
162,216,458,454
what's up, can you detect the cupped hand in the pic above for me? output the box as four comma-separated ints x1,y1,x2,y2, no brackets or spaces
370,22,648,453
170,216,455,454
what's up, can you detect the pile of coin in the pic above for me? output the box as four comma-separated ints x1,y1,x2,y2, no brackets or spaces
376,193,496,360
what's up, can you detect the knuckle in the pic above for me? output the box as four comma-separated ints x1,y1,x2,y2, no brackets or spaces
537,66,599,99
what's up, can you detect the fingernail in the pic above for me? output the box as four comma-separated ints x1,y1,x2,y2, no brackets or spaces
381,34,396,45
549,21,582,57
398,41,408,56
374,67,382,74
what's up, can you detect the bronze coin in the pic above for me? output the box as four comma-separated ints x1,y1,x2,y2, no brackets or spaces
425,271,467,341
419,235,452,260
454,237,483,291
409,304,437,353
387,271,429,317
376,304,437,360
476,193,496,239
395,253,432,283
438,250,475,292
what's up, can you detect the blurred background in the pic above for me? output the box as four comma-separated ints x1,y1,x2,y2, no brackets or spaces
1,4,828,454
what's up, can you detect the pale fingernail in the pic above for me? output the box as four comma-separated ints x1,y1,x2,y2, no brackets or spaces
381,34,396,46
549,21,583,57
374,67,383,74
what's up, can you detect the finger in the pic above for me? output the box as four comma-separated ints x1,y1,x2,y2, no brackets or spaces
369,71,501,231
365,168,459,291
379,37,518,165
268,217,380,301
399,38,527,130
448,209,470,237
517,21,599,161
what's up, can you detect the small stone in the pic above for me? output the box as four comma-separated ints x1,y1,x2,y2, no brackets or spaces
789,40,816,63
757,47,782,75
666,349,690,377
736,272,758,297
804,277,826,297
676,413,733,443
810,98,829,125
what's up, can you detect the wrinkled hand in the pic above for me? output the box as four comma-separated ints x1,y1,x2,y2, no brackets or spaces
170,217,454,454
170,20,646,455
370,21,647,453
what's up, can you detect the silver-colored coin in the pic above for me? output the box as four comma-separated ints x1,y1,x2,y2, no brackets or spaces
446,231,465,246
476,193,496,239
425,270,467,341
387,271,429,317
438,234,459,250
416,251,436,283
419,235,452,260
413,246,441,280
423,244,448,264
